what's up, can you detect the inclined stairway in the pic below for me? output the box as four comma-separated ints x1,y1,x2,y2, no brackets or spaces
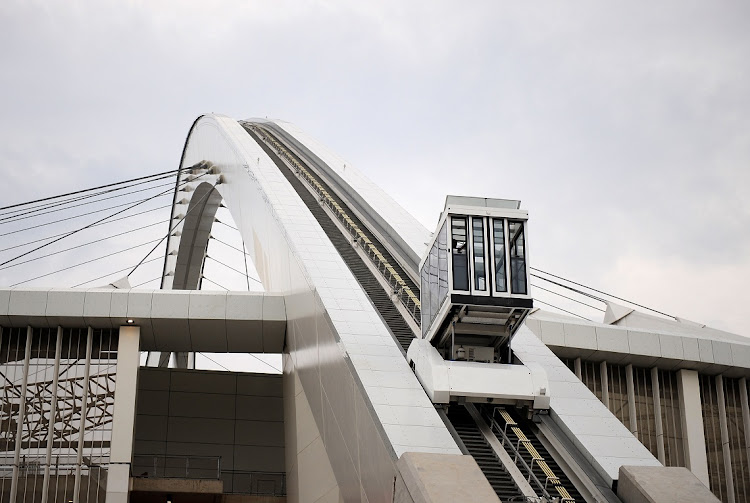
241,121,585,502
447,405,524,502
482,406,582,503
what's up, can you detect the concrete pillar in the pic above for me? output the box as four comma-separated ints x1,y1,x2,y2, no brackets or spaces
106,326,141,503
574,357,582,380
715,374,735,503
9,327,32,503
740,378,750,478
626,364,638,437
601,360,610,410
73,327,93,503
651,367,665,464
41,327,63,503
677,369,710,486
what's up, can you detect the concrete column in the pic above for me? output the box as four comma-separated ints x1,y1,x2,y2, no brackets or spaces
740,378,750,478
600,360,610,410
73,327,94,503
626,364,638,437
677,369,709,486
9,327,33,503
715,374,735,503
41,327,63,503
574,357,582,380
106,326,141,503
651,367,665,464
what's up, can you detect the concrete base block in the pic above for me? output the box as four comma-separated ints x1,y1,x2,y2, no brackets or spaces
617,465,719,503
131,477,224,494
395,452,499,503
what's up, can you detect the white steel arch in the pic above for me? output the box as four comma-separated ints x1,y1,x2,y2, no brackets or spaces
158,114,461,503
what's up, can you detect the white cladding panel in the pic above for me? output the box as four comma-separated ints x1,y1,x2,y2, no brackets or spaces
512,325,661,487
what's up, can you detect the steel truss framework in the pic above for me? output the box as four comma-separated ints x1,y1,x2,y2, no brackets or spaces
0,326,118,503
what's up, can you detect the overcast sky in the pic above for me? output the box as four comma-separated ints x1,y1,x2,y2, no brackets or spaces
1,1,748,339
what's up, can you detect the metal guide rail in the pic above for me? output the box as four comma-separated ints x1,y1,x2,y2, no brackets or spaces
491,409,576,503
247,123,421,324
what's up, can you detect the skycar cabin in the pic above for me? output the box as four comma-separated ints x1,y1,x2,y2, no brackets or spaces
420,196,533,362
407,196,548,410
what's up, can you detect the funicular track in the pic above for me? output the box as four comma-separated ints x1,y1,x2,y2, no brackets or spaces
447,405,524,501
242,123,418,352
241,121,583,502
482,406,583,503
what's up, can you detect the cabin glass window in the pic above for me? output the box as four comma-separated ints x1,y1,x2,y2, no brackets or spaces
421,221,449,335
508,220,527,294
493,218,507,292
451,217,469,291
472,217,487,291
438,221,449,304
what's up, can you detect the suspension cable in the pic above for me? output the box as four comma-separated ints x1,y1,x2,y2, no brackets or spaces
534,299,593,322
0,167,191,212
0,178,176,224
1,172,204,268
127,177,214,277
200,276,228,291
10,239,162,287
205,255,262,284
0,221,164,271
71,256,162,288
531,267,675,319
0,204,171,239
530,282,606,312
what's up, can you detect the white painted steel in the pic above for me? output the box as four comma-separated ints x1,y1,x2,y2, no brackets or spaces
8,327,32,503
72,327,93,503
40,326,62,503
106,325,140,503
159,114,458,502
406,338,550,409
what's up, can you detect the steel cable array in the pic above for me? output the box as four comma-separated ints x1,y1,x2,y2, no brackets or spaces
0,167,206,289
0,165,674,324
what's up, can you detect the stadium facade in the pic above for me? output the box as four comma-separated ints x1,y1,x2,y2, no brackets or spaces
1,114,747,503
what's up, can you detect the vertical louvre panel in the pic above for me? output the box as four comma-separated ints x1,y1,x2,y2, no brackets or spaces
658,369,684,467
580,361,603,401
0,327,26,503
701,373,727,502
632,366,657,458
724,377,749,503
607,362,631,430
0,327,117,503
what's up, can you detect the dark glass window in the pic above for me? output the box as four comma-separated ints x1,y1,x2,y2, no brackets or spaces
493,218,507,293
472,218,486,291
451,217,469,291
508,220,527,294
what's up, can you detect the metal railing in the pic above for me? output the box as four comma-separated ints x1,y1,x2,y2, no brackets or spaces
488,412,553,500
131,455,221,480
489,409,575,502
